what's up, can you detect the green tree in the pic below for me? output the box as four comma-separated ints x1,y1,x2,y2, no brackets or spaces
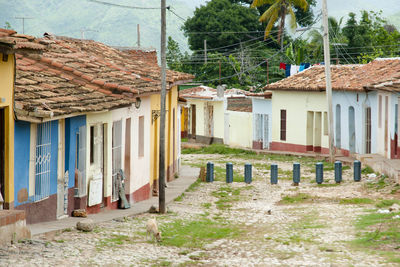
166,36,183,71
4,21,12,30
251,0,309,49
343,11,400,63
182,0,264,52
308,17,346,63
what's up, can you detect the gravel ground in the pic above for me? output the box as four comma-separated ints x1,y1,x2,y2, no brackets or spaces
1,153,399,267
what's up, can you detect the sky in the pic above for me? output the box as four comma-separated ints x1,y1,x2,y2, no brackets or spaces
192,0,400,22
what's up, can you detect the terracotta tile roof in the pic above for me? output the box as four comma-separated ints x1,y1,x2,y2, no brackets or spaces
12,32,194,120
15,53,133,120
0,28,46,52
247,91,272,99
49,36,194,87
263,58,400,92
227,97,252,112
179,86,217,100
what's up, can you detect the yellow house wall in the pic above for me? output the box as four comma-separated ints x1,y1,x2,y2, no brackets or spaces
212,101,224,139
271,91,329,148
0,53,15,206
150,86,179,184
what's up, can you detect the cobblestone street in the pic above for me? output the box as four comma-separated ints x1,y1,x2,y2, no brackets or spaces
1,152,400,266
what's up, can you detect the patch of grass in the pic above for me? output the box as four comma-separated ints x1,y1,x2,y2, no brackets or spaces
375,199,400,208
55,239,65,243
316,183,340,187
339,198,375,205
182,144,256,156
97,234,131,250
62,228,72,233
175,193,185,202
279,193,315,204
367,175,389,191
290,211,326,230
187,178,202,192
355,211,400,230
181,138,188,143
212,185,244,210
160,218,242,248
362,165,375,174
202,203,211,209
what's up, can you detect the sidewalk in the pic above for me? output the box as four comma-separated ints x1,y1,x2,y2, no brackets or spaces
29,165,199,236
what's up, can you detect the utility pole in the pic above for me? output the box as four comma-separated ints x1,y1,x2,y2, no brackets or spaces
322,0,335,163
159,0,167,214
15,17,33,34
204,39,207,64
137,24,141,47
266,60,269,85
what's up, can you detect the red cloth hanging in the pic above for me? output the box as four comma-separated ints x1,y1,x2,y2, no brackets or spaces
279,62,286,70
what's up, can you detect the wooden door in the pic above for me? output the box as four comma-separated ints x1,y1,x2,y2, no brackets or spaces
191,104,196,137
365,107,371,154
0,109,4,205
124,118,131,194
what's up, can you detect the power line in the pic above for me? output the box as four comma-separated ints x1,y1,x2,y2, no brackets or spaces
194,14,322,84
87,0,165,9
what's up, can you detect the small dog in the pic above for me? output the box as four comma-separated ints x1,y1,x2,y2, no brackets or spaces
146,218,162,242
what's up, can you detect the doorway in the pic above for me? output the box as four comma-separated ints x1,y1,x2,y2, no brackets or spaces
306,111,314,151
124,118,131,196
335,104,341,149
190,104,196,138
0,109,4,205
349,106,356,153
365,107,371,154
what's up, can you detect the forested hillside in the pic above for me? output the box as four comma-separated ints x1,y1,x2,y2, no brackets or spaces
1,0,192,51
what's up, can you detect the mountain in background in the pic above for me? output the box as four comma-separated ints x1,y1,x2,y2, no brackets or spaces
389,12,400,29
1,0,194,55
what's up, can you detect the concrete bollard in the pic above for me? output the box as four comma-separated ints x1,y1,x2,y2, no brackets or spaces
293,162,300,186
316,162,323,184
226,162,233,183
335,161,342,183
354,160,361,182
270,164,278,184
244,163,252,184
206,162,214,182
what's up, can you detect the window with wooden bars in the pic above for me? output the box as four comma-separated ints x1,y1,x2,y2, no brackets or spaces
280,109,286,141
34,121,52,201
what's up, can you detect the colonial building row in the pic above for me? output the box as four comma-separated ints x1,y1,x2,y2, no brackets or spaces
180,58,400,162
0,28,193,224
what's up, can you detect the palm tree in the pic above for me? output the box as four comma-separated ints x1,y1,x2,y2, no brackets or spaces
251,0,308,49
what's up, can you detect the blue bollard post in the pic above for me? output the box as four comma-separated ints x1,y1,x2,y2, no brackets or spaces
270,164,278,184
293,162,300,185
206,162,214,182
226,162,233,183
354,160,361,182
316,162,324,184
244,163,252,184
335,161,342,183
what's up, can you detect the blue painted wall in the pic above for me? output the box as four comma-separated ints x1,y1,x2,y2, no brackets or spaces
332,91,377,154
65,115,86,188
252,98,272,145
14,120,59,206
50,120,59,195
14,120,31,206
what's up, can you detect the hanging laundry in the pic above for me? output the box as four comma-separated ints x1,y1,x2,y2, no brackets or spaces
290,65,299,76
304,63,310,69
285,64,291,77
299,63,306,72
279,62,286,70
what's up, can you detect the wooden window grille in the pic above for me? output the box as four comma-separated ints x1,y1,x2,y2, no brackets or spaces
280,110,286,141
